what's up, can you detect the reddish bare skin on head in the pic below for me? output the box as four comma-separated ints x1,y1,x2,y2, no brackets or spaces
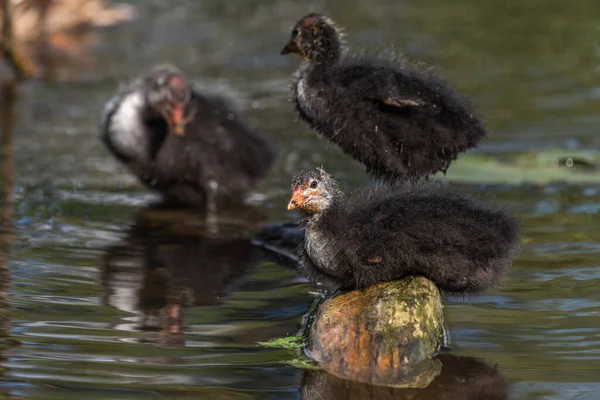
287,181,325,212
168,75,186,90
287,168,339,214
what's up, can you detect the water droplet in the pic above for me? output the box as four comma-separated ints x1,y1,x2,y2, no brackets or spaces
565,158,574,168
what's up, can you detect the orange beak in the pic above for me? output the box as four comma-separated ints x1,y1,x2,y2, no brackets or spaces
165,75,190,136
170,104,186,136
287,187,305,210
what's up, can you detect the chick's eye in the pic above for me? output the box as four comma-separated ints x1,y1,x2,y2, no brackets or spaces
309,180,318,189
292,28,299,37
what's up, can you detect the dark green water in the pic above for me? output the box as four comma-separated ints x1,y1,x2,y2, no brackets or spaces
1,1,600,399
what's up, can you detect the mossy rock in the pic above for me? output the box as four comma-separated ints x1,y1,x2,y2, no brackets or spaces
305,276,444,388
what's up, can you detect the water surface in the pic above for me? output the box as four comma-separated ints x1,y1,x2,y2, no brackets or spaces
1,1,600,399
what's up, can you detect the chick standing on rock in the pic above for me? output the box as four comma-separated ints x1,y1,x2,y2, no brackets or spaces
281,14,486,181
100,65,275,210
287,168,519,293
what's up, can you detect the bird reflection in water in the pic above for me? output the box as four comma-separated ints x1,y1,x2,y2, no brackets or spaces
301,353,508,400
100,204,268,347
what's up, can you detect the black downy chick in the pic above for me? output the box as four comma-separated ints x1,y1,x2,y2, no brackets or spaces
281,14,486,181
100,65,276,208
287,168,520,293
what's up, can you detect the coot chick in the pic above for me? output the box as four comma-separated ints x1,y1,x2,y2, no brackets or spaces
287,168,519,293
100,65,275,208
281,14,486,181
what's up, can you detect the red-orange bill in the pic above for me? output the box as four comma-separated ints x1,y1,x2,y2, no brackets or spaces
287,187,304,210
170,104,186,136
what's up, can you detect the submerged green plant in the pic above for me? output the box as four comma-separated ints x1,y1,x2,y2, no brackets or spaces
256,335,304,350
284,358,320,370
257,335,320,371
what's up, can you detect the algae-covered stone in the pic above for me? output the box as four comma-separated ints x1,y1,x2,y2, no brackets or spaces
305,276,444,388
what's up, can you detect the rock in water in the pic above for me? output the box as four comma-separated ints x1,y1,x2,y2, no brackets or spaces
305,276,444,388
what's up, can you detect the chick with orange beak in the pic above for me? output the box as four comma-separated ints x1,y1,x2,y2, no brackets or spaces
100,64,276,207
287,167,520,294
287,168,341,213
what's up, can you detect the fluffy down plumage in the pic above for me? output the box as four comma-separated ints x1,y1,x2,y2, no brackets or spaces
289,168,520,293
100,64,275,206
282,14,486,181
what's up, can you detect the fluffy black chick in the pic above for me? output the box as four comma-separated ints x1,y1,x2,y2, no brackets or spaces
100,64,275,207
287,168,520,293
281,14,486,181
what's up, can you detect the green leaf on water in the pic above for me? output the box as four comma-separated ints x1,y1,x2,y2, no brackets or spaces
441,149,600,184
